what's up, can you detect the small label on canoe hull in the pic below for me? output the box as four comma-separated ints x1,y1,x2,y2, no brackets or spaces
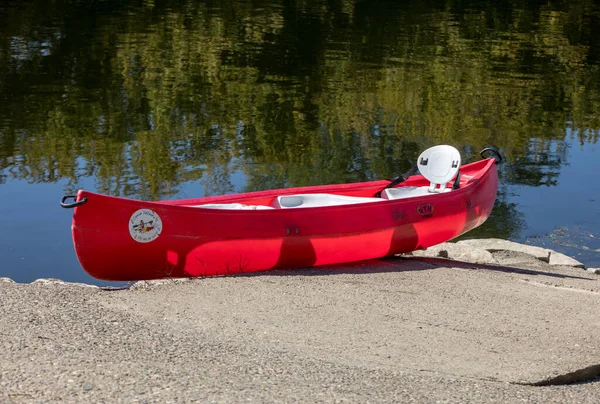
417,203,434,218
129,209,162,243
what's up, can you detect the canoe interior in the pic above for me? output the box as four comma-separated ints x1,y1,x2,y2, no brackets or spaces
158,159,491,208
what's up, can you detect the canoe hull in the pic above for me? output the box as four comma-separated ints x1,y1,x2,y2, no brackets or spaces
70,159,498,281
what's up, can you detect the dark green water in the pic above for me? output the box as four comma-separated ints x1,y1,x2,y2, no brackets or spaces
1,0,599,284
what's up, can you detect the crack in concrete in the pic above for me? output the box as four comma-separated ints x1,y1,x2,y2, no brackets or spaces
520,279,600,295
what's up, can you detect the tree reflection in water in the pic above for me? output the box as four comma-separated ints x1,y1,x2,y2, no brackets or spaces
1,0,600,242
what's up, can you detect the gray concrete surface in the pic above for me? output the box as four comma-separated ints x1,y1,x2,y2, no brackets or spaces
1,249,599,403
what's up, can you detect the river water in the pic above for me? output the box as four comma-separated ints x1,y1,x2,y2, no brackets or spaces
1,0,599,284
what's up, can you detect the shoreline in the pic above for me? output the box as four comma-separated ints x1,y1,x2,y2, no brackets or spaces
2,239,599,402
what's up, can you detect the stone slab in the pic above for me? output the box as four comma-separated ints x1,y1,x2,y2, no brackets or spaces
548,251,586,268
411,242,499,264
455,238,552,262
2,243,600,402
456,239,586,268
109,255,600,385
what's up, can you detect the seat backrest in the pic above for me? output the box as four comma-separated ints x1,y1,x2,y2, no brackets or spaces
417,145,461,192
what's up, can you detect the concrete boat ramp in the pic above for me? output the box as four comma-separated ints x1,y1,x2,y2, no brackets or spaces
1,239,599,402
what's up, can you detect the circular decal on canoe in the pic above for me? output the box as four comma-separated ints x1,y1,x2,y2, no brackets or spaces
129,209,162,243
417,203,434,218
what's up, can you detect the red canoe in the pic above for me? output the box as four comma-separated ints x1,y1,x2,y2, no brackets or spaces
62,146,500,281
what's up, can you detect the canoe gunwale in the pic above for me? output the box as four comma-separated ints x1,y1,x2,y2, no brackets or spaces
74,158,496,214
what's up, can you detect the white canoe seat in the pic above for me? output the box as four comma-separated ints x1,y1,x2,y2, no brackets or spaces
193,203,274,210
418,145,461,192
381,185,453,200
383,145,461,200
274,193,384,209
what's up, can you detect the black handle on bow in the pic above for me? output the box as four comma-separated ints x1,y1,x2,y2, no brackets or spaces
480,146,503,164
60,195,88,209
